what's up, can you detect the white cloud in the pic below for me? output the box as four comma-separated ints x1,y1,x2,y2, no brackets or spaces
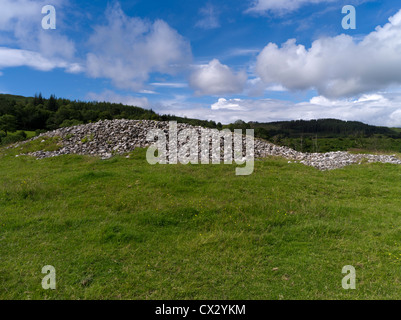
211,98,247,111
226,48,260,58
37,32,76,61
150,82,188,88
0,0,80,74
202,93,401,126
151,91,401,127
195,3,220,30
246,0,334,14
0,0,75,59
0,46,82,73
86,3,192,91
256,9,401,98
266,84,287,92
0,0,43,30
245,77,288,97
190,59,247,95
86,90,149,108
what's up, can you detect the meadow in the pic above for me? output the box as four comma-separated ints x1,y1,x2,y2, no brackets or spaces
1,143,401,299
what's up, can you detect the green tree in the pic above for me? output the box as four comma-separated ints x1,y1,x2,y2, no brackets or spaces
0,114,17,136
46,94,58,112
33,93,44,106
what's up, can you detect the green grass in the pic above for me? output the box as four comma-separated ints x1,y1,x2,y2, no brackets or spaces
1,146,401,300
14,136,62,153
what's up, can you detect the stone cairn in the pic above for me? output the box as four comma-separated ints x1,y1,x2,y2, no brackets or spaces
11,119,401,171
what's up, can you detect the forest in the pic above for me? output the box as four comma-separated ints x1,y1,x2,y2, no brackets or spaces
0,93,220,145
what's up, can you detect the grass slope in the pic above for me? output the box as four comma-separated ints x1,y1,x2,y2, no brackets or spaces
1,146,401,299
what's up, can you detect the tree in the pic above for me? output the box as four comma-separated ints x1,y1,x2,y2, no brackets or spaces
33,93,44,106
0,114,17,136
46,94,58,112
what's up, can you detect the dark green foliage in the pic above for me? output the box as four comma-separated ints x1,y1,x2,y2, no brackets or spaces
0,130,27,145
248,119,401,153
0,114,17,136
249,118,397,137
46,94,58,112
224,119,251,131
0,93,220,133
33,93,44,106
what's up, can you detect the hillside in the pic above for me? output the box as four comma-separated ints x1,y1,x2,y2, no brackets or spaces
229,119,401,153
250,119,397,137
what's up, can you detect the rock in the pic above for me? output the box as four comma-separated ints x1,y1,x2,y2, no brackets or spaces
13,119,401,171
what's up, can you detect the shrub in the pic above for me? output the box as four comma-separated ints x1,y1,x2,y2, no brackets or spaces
17,131,27,139
0,131,28,145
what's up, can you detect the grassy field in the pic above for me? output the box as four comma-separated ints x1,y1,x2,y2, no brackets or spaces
1,142,401,300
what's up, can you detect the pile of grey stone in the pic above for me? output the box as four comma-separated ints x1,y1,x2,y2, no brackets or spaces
13,119,401,170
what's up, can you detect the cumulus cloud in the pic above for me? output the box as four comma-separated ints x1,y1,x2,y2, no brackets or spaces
212,98,247,111
86,3,192,91
246,0,334,14
189,59,247,95
256,9,401,98
86,90,149,108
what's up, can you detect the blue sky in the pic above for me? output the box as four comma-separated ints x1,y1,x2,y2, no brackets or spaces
2,0,401,125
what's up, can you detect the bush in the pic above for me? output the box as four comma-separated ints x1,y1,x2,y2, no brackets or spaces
16,131,27,139
0,114,17,136
0,131,28,145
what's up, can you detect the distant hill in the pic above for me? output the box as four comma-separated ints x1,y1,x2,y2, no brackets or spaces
243,119,401,153
249,119,399,138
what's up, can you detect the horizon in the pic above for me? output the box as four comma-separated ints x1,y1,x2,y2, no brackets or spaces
1,1,401,126
6,91,401,129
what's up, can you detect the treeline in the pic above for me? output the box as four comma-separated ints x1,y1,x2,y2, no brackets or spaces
0,93,221,135
224,119,401,153
249,119,400,139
